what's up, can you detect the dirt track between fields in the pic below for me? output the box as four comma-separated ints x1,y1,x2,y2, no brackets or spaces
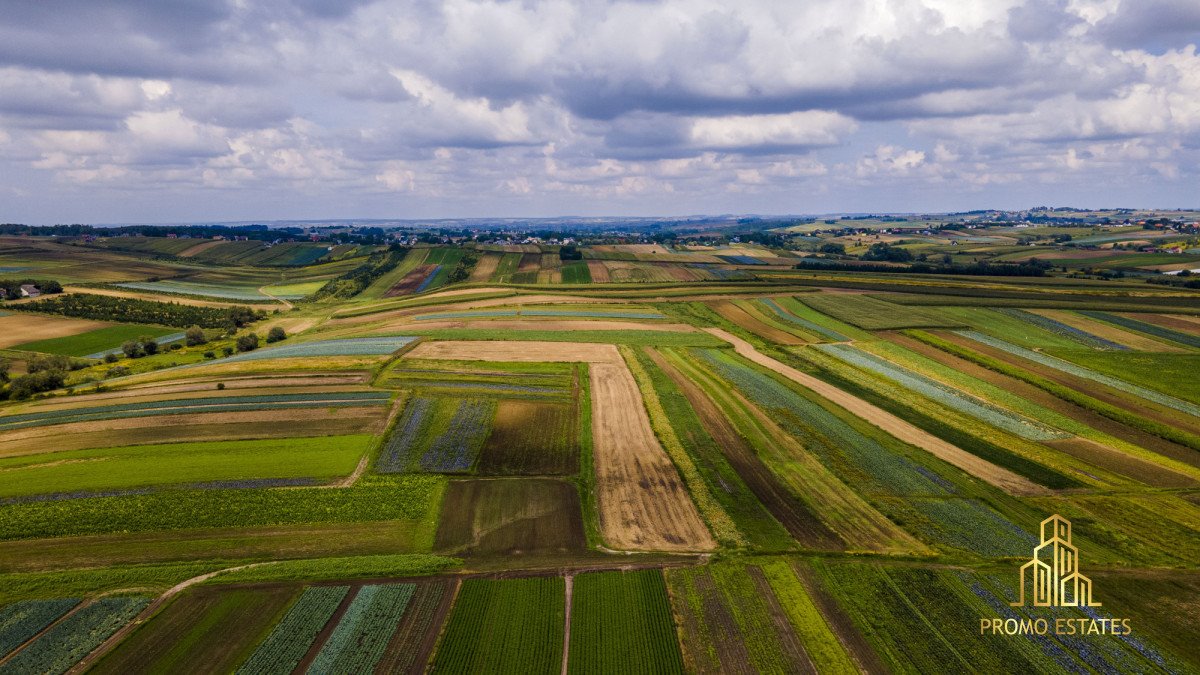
405,340,715,551
703,328,1051,496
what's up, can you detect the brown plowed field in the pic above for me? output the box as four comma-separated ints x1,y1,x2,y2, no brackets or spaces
25,385,372,412
384,264,438,297
0,314,109,348
434,478,586,555
0,407,386,458
708,301,806,345
0,416,381,458
405,340,714,551
704,328,1050,496
1135,313,1200,333
1045,438,1197,488
586,260,611,282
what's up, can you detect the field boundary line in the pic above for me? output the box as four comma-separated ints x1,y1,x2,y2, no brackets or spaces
703,327,1051,497
561,573,574,675
65,562,270,674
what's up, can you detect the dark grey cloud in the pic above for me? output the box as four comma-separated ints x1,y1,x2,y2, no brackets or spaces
1094,0,1200,50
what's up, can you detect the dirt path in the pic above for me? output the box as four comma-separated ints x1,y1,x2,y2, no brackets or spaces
561,574,574,675
257,285,294,310
330,395,407,487
67,563,267,674
703,328,1051,496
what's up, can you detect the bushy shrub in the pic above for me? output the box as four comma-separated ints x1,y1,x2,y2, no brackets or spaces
236,333,260,352
185,325,207,346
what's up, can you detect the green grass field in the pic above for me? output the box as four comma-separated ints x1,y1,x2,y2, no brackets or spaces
13,324,177,356
0,435,373,498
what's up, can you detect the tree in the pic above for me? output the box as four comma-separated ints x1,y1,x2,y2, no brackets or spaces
266,326,287,343
0,358,9,383
861,242,913,263
122,340,144,358
818,242,846,255
185,325,207,346
236,333,260,352
8,370,65,399
139,337,159,355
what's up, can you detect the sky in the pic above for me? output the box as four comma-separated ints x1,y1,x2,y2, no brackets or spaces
0,0,1198,224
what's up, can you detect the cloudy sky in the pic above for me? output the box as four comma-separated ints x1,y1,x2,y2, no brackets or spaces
1,0,1198,223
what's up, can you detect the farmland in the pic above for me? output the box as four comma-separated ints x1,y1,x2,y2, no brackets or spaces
1,230,1198,673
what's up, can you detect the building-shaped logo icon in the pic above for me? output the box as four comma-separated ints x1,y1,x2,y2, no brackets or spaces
1011,514,1100,607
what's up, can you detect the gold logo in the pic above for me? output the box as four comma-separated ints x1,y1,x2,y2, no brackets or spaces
1011,514,1100,608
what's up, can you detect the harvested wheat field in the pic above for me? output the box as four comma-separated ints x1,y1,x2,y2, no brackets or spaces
588,360,715,551
586,260,611,282
406,340,620,363
468,254,502,282
176,240,225,257
405,339,715,550
704,328,1050,496
0,314,110,348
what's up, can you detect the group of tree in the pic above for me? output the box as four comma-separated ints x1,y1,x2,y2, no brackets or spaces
447,253,480,283
7,294,263,329
120,336,164,359
311,245,408,300
0,354,88,400
0,279,63,299
860,242,915,263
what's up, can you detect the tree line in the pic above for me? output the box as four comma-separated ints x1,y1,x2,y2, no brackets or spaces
7,293,264,329
311,245,408,300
